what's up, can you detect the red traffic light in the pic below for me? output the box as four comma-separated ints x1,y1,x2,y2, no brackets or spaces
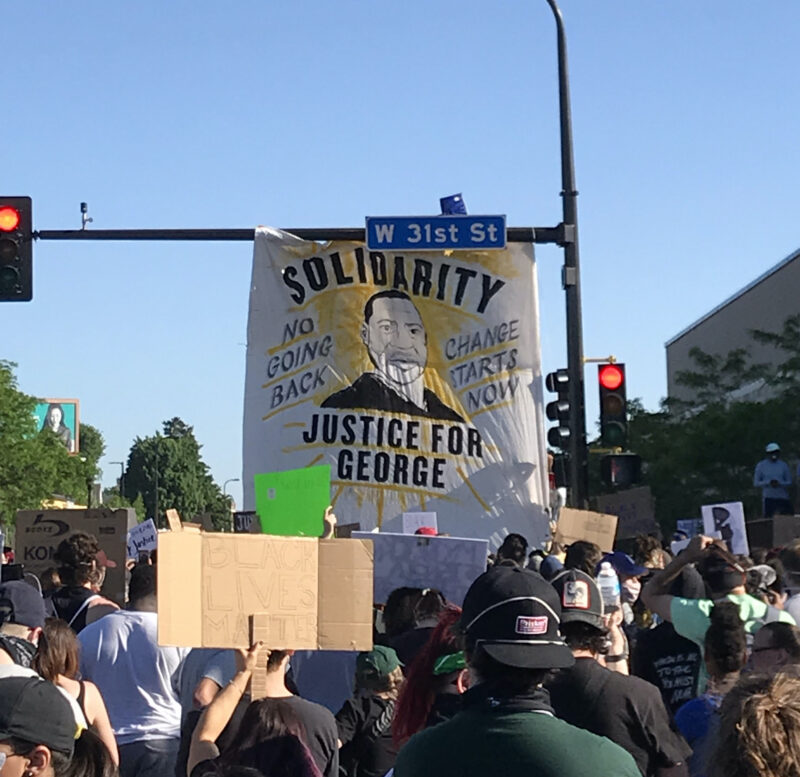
0,207,20,232
598,364,624,391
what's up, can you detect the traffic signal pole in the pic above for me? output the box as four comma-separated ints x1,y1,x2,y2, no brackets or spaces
545,0,588,508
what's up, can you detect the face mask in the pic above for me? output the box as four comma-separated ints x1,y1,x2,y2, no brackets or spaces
621,578,641,604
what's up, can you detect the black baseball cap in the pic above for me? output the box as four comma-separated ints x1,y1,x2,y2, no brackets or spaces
0,676,77,755
461,565,574,670
551,569,605,630
0,581,46,629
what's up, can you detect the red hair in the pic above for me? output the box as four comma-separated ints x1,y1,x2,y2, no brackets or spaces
392,605,463,746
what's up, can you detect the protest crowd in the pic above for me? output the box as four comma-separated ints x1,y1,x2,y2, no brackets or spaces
5,508,800,777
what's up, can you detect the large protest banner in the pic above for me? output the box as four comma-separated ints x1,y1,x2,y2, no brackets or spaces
242,228,549,545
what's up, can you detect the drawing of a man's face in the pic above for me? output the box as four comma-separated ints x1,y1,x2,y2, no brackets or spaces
362,294,427,386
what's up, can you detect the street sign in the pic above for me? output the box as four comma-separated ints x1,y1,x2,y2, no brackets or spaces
366,215,506,251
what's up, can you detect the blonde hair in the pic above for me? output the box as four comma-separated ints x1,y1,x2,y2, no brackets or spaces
710,672,800,777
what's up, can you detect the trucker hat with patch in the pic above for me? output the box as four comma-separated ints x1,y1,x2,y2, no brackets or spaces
460,565,574,670
550,568,605,630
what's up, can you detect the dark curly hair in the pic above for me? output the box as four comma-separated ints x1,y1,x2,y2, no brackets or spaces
54,532,102,586
705,600,747,677
560,620,609,655
564,541,602,577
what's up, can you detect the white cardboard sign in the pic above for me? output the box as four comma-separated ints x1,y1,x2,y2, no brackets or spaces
127,519,158,559
701,501,749,556
402,512,438,535
352,531,487,606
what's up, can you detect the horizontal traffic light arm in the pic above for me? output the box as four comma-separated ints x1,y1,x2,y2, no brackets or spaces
35,226,568,244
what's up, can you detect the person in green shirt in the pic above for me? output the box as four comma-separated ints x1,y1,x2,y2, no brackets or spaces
641,535,795,691
393,565,640,777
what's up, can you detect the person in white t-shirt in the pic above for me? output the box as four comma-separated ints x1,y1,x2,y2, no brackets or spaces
79,564,188,777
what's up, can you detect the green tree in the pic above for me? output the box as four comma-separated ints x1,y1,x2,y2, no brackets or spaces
124,417,228,529
0,361,107,524
620,315,800,532
55,423,106,506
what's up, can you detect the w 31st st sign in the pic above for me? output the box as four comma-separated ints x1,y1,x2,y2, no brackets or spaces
366,215,506,251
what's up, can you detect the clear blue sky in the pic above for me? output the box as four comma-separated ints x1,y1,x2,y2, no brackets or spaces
3,1,799,509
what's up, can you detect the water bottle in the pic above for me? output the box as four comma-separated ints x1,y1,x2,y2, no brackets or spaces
597,561,620,612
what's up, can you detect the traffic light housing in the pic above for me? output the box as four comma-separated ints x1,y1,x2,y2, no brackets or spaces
0,197,32,301
601,452,641,488
598,363,627,448
545,368,570,449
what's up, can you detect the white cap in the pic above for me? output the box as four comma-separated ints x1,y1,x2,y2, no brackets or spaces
766,442,781,453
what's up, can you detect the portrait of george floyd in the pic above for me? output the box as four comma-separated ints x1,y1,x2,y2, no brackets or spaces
34,398,80,453
321,289,464,422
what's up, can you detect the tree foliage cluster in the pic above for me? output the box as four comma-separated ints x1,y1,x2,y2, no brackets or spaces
0,363,231,530
0,361,105,524
601,315,800,531
124,417,230,529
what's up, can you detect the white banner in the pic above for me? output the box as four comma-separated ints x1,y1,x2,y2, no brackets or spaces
243,228,549,546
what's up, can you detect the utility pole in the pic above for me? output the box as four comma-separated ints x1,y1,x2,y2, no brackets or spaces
545,0,588,507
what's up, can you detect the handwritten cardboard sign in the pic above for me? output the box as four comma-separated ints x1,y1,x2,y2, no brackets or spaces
127,519,157,559
594,487,658,539
157,530,374,650
553,508,618,553
351,531,488,606
15,508,137,605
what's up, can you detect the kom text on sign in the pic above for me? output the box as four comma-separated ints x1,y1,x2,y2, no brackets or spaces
366,215,507,251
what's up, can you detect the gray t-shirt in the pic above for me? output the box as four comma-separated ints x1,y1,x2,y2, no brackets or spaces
176,648,237,722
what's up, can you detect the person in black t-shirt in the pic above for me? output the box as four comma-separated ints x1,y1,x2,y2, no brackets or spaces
631,566,705,716
548,569,691,777
336,646,403,777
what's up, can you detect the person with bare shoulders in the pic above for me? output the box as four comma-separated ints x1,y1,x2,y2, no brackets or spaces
49,533,119,633
33,617,119,765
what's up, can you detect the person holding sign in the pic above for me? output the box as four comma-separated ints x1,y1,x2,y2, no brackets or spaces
641,535,795,692
188,643,338,777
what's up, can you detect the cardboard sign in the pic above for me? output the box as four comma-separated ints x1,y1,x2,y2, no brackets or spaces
594,487,658,540
553,508,618,553
402,512,438,535
15,508,137,605
351,531,488,606
157,530,374,650
254,465,331,537
702,501,749,556
165,509,182,532
249,614,272,700
127,519,157,559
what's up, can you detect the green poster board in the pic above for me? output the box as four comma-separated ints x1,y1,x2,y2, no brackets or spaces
253,464,331,537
